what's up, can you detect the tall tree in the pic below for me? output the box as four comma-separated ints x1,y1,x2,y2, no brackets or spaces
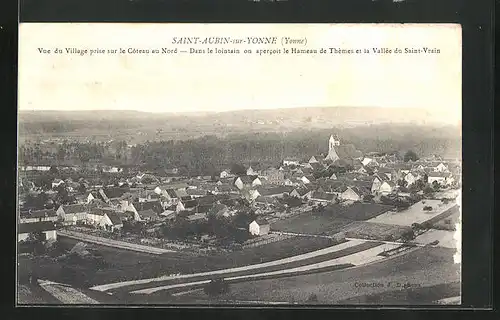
403,150,419,162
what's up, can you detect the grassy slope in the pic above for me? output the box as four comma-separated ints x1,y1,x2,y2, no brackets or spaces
179,246,460,304
19,236,339,287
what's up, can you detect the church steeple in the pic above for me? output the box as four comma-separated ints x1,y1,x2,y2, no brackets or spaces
326,135,340,161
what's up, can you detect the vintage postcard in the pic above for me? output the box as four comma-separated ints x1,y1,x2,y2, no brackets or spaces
17,23,462,306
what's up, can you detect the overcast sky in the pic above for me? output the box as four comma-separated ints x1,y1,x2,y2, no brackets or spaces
19,23,461,124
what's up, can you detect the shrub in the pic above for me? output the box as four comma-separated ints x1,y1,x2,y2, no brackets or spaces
411,223,422,230
423,206,433,211
400,230,415,242
306,293,318,303
204,279,230,297
421,221,432,229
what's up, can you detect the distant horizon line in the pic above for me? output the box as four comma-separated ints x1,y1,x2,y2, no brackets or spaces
18,105,437,114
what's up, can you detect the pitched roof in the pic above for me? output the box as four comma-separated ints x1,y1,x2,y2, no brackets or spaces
253,218,270,225
137,209,158,219
428,172,452,178
294,187,311,197
165,189,178,198
256,186,294,196
132,200,163,213
311,191,335,201
235,175,258,185
103,187,128,199
19,221,57,234
196,204,213,214
197,195,217,206
23,209,57,219
349,186,371,197
183,199,198,209
175,189,189,198
350,180,373,190
209,203,228,215
60,204,87,214
255,196,277,204
186,189,207,196
310,162,324,171
217,185,234,193
381,181,397,188
90,207,116,216
105,211,124,225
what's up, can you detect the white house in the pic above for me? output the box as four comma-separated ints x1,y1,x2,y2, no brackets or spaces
379,181,396,195
51,179,65,189
86,192,96,204
20,209,58,224
329,173,338,180
56,204,87,225
86,208,115,225
299,176,311,184
310,191,335,203
220,170,231,178
98,212,123,232
176,201,186,212
252,177,262,187
340,186,365,202
103,167,122,173
404,172,419,186
249,219,270,236
154,186,163,195
234,175,260,190
434,163,449,173
357,166,368,175
18,221,57,242
361,158,373,166
241,189,261,202
428,172,454,185
308,156,319,164
371,177,383,194
283,158,300,166
246,167,257,176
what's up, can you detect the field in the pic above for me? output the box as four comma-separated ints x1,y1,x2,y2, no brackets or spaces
343,222,412,241
368,200,457,226
107,240,383,295
271,214,355,235
178,246,460,304
19,236,339,287
333,203,394,221
270,203,393,236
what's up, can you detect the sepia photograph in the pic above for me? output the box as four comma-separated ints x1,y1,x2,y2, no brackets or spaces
17,23,462,306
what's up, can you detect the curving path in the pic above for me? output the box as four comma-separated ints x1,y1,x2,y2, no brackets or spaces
91,239,369,292
131,243,400,294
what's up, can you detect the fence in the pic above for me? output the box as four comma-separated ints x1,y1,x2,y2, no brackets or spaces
242,233,294,249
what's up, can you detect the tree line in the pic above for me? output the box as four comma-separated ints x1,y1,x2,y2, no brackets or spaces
19,125,460,177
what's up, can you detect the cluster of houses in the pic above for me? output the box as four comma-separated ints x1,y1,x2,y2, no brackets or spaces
18,135,461,242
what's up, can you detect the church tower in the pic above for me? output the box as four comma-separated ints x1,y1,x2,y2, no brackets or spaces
325,135,340,161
